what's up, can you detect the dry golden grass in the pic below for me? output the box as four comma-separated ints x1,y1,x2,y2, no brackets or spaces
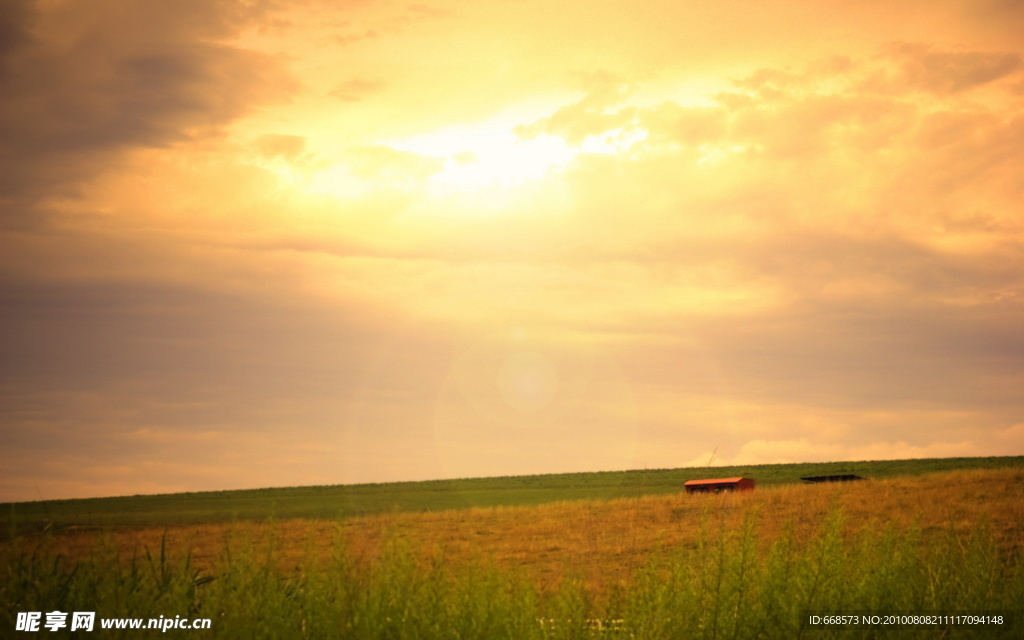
23,467,1024,599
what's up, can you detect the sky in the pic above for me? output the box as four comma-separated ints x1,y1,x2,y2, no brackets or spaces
1,0,1022,502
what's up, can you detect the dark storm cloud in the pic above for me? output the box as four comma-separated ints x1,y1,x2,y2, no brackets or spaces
0,0,295,226
0,0,35,62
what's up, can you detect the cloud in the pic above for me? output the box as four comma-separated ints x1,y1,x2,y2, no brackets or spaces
889,42,1022,94
333,28,380,47
0,0,296,226
328,1,452,48
343,145,444,185
329,77,385,102
637,102,727,148
254,133,308,159
856,42,1024,97
0,0,35,65
515,70,637,145
541,45,1022,249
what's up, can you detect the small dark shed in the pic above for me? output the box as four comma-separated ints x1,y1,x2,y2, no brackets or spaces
800,474,865,483
684,477,755,494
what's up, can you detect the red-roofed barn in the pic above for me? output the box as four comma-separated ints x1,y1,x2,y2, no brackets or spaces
684,477,755,494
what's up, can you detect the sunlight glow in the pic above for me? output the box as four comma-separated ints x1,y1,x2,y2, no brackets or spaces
387,125,576,194
271,106,652,204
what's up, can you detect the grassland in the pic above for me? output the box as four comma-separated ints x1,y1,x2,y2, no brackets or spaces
4,455,1022,531
2,459,1023,638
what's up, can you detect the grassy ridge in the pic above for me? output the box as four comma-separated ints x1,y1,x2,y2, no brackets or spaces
3,488,1021,639
2,467,1022,638
4,455,1022,530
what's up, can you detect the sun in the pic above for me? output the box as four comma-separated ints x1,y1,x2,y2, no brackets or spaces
266,104,647,208
269,117,580,203
384,120,577,195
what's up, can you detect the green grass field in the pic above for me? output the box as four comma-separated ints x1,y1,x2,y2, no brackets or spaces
4,455,1023,531
3,466,1022,638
